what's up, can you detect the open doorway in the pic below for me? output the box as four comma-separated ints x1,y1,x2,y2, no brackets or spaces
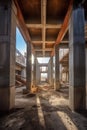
37,57,50,85
41,73,48,82
15,27,27,92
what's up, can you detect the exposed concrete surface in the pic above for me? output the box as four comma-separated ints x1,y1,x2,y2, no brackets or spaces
0,84,87,130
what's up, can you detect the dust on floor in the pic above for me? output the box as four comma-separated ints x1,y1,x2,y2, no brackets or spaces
0,84,87,130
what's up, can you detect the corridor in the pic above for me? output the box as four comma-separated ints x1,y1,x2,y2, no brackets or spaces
0,0,87,129
0,84,87,130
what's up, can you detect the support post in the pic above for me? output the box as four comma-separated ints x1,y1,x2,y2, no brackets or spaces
69,6,86,111
26,43,32,92
48,60,51,84
49,57,53,87
36,59,40,85
50,57,53,86
33,55,36,86
54,45,60,90
0,0,16,111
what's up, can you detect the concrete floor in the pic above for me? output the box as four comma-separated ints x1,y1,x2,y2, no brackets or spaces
0,84,87,130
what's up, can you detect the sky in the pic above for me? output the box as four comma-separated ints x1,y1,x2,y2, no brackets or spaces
37,57,50,63
16,27,50,64
16,28,26,55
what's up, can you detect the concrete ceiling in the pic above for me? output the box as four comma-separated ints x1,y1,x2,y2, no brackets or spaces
16,0,87,57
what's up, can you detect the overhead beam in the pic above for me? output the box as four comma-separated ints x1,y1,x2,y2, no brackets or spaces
46,24,62,29
26,24,42,28
55,0,73,45
39,63,48,66
60,40,69,43
14,0,31,43
32,40,69,44
40,71,48,73
35,48,53,52
32,41,55,44
32,41,43,44
41,0,46,56
26,24,61,29
59,43,69,48
51,0,73,56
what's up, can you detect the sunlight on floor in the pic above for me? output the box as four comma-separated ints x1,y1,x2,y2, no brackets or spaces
36,95,46,129
57,111,78,130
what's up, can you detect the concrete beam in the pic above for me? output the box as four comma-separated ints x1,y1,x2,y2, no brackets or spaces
26,24,61,29
51,0,73,56
26,43,32,92
54,45,60,90
39,63,48,66
35,48,53,52
14,0,31,43
41,0,46,56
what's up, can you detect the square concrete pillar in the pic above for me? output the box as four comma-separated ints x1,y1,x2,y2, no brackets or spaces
26,43,32,92
0,0,16,111
36,59,40,85
54,45,60,90
69,7,86,111
50,57,54,86
48,57,53,86
48,60,50,84
85,48,87,109
33,55,36,85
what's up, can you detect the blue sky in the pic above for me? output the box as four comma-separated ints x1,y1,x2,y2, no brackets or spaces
16,28,26,55
16,27,50,64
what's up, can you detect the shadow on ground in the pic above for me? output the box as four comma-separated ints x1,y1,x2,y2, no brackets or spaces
0,85,87,130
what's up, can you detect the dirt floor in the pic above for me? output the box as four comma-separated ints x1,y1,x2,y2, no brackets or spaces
0,84,87,130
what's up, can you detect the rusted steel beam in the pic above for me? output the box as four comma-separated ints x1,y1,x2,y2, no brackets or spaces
14,0,31,43
51,0,73,56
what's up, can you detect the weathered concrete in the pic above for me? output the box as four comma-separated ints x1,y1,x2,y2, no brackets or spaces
21,68,26,78
33,55,36,85
53,56,55,87
85,48,87,109
66,71,69,82
69,7,86,111
50,57,53,86
26,43,32,92
48,57,53,86
48,59,51,84
36,59,40,85
0,0,16,111
54,45,60,90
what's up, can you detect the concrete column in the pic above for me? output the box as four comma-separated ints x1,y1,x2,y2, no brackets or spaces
33,55,36,86
0,0,16,111
50,57,53,86
26,43,32,92
69,7,86,111
48,57,53,86
48,60,51,84
53,56,55,88
60,64,63,82
36,60,40,85
54,44,60,90
66,71,69,83
85,48,87,109
65,71,67,82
